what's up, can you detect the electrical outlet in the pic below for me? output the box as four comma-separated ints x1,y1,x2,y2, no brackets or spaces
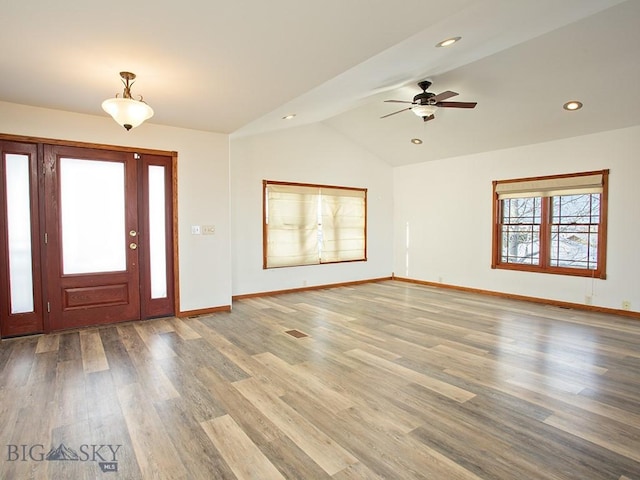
191,225,201,235
202,225,216,235
622,300,631,311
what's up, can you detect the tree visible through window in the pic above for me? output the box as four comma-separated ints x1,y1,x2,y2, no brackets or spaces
492,170,608,278
263,180,367,268
550,193,600,269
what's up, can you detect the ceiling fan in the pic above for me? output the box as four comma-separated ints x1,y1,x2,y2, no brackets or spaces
381,80,477,122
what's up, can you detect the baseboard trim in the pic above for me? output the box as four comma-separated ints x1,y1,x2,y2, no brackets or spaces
177,305,231,318
232,277,393,301
392,276,640,320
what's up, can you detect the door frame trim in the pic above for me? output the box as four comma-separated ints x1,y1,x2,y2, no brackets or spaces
0,133,180,334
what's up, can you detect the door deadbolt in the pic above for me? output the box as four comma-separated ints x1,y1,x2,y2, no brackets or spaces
129,230,138,237
129,243,138,250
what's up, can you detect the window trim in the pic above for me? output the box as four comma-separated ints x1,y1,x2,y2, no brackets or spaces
263,180,367,269
491,170,609,279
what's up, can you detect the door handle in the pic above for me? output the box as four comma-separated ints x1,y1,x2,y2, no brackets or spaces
129,243,138,250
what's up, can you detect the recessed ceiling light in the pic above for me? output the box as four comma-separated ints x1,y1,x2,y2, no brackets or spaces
563,101,583,111
411,138,423,145
282,114,296,120
436,36,461,48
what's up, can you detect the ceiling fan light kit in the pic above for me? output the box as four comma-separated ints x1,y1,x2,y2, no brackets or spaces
412,104,437,118
102,71,154,131
381,79,477,123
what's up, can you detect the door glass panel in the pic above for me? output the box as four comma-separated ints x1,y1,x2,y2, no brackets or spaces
5,154,35,313
60,158,126,274
148,165,167,298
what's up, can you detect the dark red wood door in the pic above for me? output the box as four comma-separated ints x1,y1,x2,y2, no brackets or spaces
44,145,141,330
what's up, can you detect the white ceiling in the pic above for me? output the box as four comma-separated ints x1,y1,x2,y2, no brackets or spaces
1,0,639,166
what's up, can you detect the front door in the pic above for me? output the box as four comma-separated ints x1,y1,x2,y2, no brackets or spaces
0,140,175,336
44,145,141,330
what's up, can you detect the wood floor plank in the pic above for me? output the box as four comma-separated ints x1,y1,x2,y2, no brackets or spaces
258,434,333,480
253,351,354,411
331,461,388,480
313,324,404,361
396,386,570,479
154,397,237,479
195,365,286,444
27,350,57,385
35,333,60,354
51,360,88,429
132,322,177,360
294,302,357,322
297,359,424,434
202,414,286,480
2,280,640,479
79,329,109,374
84,369,122,420
117,324,180,401
243,296,297,314
346,348,476,403
544,410,640,463
166,317,202,340
87,411,144,480
283,391,483,480
0,339,37,388
433,343,590,395
116,382,189,479
98,326,138,386
57,331,81,362
233,377,358,475
445,365,640,430
155,336,228,422
161,332,248,383
188,318,265,377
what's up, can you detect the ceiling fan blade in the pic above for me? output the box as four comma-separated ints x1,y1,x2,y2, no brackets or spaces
422,114,435,122
431,91,458,102
380,107,412,119
435,101,477,108
384,100,415,104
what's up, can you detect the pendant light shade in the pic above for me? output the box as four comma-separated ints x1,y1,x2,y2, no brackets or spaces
102,72,154,131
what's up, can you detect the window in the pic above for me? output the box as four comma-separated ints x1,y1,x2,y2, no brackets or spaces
492,170,608,278
263,180,367,268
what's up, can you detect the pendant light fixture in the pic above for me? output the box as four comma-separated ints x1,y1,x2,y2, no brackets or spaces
102,72,154,131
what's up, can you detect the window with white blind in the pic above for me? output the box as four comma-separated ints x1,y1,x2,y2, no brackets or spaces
263,181,367,268
492,170,608,278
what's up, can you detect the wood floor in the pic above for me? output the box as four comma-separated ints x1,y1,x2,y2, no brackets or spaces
1,280,639,479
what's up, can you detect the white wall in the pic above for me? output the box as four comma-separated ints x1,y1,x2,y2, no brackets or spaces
230,123,394,296
4,100,636,314
0,101,231,312
393,125,640,313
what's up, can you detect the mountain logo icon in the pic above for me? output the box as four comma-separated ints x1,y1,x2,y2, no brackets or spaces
45,443,80,461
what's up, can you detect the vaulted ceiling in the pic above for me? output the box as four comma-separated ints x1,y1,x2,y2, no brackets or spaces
2,0,638,165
